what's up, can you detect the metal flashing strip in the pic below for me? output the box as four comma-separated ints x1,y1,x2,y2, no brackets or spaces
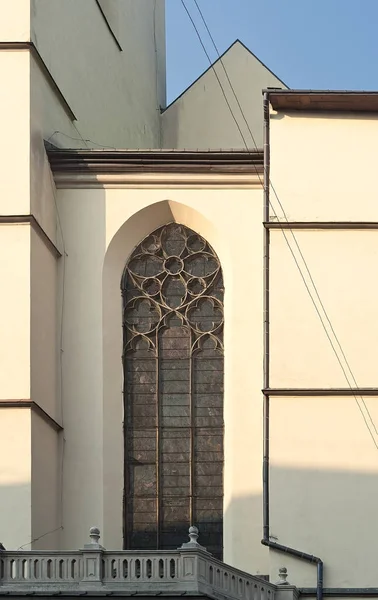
265,221,378,230
300,589,378,597
95,0,123,51
263,388,378,397
0,41,76,121
0,215,61,258
0,400,63,432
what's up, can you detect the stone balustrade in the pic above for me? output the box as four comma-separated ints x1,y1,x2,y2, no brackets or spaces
0,527,280,600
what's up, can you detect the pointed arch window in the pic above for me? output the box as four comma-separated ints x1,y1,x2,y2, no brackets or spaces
122,223,224,558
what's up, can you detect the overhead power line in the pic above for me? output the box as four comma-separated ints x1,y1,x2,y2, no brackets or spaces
181,0,378,449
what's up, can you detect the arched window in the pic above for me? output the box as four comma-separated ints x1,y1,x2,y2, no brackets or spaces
121,223,224,558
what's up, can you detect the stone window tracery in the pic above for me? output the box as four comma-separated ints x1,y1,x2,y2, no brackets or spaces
122,223,224,558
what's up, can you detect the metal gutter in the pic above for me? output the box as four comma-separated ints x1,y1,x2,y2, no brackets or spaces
261,91,324,600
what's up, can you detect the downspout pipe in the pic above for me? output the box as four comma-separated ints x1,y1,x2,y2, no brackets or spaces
261,91,324,600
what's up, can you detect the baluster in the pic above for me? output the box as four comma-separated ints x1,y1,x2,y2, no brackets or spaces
170,558,176,579
123,558,128,579
159,558,164,579
224,571,229,591
146,559,152,579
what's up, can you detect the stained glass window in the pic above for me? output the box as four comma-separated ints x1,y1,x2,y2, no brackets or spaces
122,223,224,558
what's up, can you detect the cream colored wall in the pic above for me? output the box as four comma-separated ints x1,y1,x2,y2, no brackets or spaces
270,229,378,388
57,191,106,550
57,184,268,576
0,225,31,399
270,395,378,588
0,51,30,214
162,42,286,149
30,51,80,242
269,229,378,587
0,409,31,550
31,0,166,148
0,0,30,41
31,411,61,550
31,228,58,420
0,222,61,550
269,112,378,222
268,110,378,587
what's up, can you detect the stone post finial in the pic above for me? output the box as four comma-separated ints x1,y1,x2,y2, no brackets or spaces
179,526,209,553
277,567,290,585
89,527,100,545
82,527,104,550
188,526,199,544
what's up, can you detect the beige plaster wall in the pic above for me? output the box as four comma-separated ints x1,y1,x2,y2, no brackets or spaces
57,186,267,576
162,41,286,150
0,0,30,41
31,0,166,148
267,110,378,587
30,52,79,242
270,396,378,588
0,409,31,550
57,191,106,550
0,223,60,549
0,225,31,399
30,228,58,420
268,228,378,587
269,111,378,222
0,51,30,214
270,229,378,388
31,411,61,550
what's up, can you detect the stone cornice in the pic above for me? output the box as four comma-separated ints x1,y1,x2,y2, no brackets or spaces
48,149,264,189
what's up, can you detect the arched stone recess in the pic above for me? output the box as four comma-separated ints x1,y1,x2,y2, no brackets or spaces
102,200,230,552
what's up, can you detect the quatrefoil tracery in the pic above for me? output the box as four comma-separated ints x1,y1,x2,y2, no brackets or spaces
122,224,224,353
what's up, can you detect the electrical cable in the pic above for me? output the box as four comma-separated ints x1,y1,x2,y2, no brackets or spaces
192,0,378,435
181,0,378,447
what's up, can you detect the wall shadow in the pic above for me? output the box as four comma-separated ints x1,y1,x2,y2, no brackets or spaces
3,464,378,590
224,464,378,589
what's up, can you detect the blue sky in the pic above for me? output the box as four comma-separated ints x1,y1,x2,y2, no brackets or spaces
166,0,378,104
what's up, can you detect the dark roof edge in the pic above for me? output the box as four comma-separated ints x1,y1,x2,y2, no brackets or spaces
264,88,378,95
163,39,288,114
46,148,264,175
265,89,378,113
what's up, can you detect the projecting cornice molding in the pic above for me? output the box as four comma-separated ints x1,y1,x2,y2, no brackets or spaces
47,149,264,189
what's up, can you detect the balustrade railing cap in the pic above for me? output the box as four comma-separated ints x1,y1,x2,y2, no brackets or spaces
179,526,209,553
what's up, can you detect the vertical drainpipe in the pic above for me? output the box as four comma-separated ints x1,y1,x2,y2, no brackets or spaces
261,91,324,600
262,91,270,543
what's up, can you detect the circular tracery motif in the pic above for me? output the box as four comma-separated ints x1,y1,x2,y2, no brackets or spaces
122,223,223,349
164,256,184,275
141,278,161,296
